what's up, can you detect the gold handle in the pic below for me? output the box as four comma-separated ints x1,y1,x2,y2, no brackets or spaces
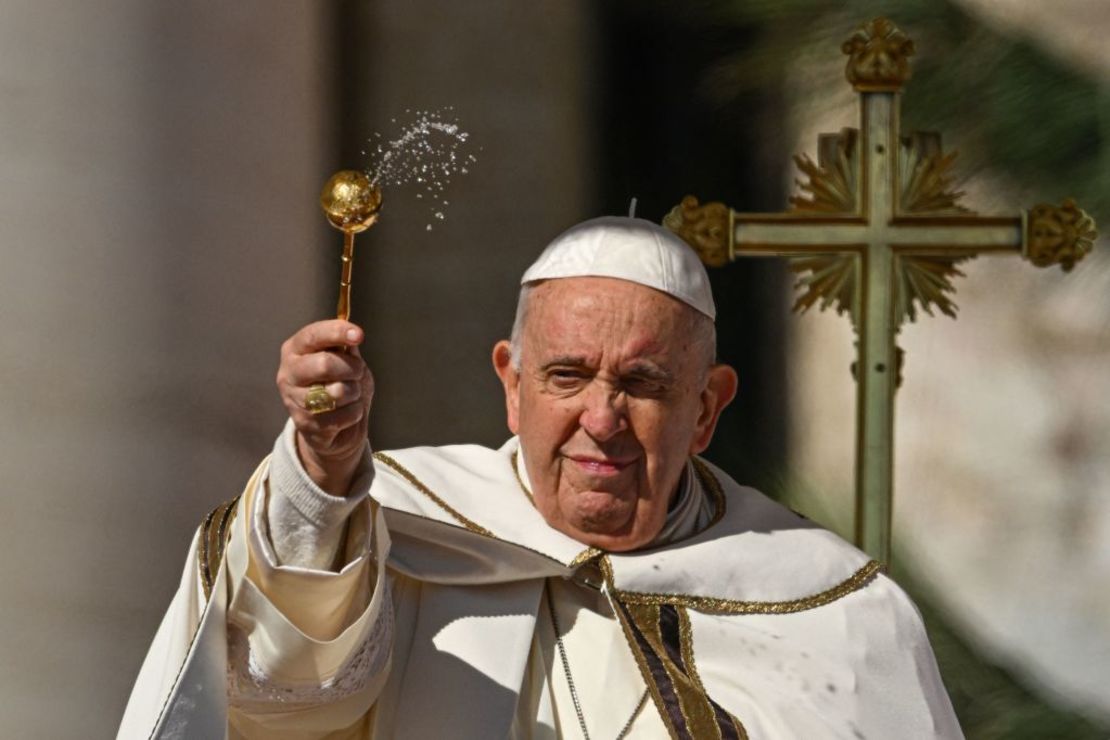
337,230,356,321
320,170,383,322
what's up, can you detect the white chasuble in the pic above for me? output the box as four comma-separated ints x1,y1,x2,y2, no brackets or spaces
118,433,963,739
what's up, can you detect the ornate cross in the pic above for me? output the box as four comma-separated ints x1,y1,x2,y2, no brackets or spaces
664,17,1097,565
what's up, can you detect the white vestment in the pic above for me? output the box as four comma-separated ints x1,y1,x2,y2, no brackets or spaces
119,424,963,739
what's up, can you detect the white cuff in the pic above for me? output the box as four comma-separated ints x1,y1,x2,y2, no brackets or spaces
263,419,374,570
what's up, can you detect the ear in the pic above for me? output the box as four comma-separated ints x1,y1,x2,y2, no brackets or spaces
492,340,521,435
689,364,738,455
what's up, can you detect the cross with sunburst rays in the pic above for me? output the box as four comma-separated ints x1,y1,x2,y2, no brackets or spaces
664,16,1096,565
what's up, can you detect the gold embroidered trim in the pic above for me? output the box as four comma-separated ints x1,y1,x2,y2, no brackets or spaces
614,559,883,614
510,450,534,505
690,457,727,529
638,601,714,738
603,553,750,740
678,607,749,739
677,608,701,693
569,547,603,568
373,452,494,538
197,496,239,601
374,450,601,570
605,578,682,740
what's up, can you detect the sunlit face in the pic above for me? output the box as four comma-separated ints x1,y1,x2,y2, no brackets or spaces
493,277,737,552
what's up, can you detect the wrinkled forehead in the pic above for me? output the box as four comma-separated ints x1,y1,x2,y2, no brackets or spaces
525,276,701,357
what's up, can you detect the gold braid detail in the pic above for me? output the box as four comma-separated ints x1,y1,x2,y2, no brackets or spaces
374,450,603,569
677,608,703,694
373,452,494,538
569,547,604,568
509,450,535,505
690,457,727,528
197,496,239,601
678,606,749,739
603,568,682,740
602,556,751,739
613,559,884,614
632,600,718,737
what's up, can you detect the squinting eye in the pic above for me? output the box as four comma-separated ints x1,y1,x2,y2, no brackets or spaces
623,378,666,397
547,370,589,389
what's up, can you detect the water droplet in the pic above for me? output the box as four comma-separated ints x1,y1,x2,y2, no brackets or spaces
357,108,477,224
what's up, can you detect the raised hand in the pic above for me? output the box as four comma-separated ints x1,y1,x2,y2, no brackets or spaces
276,320,373,496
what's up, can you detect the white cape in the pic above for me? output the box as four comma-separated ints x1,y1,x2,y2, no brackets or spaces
119,442,963,739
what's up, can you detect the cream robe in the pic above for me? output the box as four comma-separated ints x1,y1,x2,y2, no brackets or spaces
118,431,963,739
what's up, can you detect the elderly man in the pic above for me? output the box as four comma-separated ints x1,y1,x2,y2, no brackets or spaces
119,217,962,739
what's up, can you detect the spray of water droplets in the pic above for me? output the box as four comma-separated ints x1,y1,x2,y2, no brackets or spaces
359,107,479,231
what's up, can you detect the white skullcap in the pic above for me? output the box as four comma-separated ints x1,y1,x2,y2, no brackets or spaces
521,216,716,320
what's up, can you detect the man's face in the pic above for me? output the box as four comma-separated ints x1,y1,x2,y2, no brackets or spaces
493,277,737,552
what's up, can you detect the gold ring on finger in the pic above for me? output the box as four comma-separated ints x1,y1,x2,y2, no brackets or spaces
305,384,337,415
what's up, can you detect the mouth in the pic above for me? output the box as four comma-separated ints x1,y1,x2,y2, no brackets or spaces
566,455,636,477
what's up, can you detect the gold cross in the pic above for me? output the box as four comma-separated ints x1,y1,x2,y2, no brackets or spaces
664,17,1097,565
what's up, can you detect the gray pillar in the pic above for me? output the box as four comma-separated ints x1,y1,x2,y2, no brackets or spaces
0,3,327,735
349,0,594,449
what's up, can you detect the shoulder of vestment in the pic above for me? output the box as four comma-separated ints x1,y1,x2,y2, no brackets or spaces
370,440,881,608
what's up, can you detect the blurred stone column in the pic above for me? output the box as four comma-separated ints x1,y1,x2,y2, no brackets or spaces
343,0,594,449
0,3,327,735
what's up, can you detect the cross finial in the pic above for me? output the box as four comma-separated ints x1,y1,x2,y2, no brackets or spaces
662,17,1096,565
842,17,915,92
1025,199,1098,272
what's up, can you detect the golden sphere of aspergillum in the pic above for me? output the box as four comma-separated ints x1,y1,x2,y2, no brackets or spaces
320,170,382,233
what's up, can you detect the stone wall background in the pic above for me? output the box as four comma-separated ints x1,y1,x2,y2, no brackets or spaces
0,2,596,737
0,3,328,736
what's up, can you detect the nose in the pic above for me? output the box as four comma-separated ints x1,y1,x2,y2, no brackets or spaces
579,382,627,441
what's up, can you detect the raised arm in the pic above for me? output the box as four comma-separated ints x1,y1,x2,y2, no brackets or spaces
226,320,392,737
116,320,392,740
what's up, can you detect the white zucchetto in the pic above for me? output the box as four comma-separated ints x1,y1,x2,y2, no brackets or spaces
520,216,716,320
